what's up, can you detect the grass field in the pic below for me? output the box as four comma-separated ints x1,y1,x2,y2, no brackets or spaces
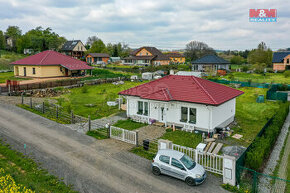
0,50,25,70
0,72,29,83
0,141,76,193
56,81,144,119
229,87,281,146
221,72,290,84
113,119,147,130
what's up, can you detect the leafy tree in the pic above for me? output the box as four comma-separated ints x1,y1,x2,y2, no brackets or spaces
16,26,66,53
5,26,22,51
112,44,119,57
0,30,5,50
184,41,216,61
87,39,107,53
230,55,245,65
248,42,272,67
107,42,130,58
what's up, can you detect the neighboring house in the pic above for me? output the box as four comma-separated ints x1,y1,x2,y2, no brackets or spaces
5,36,14,50
165,52,185,64
11,50,92,78
123,46,170,66
86,53,110,64
272,51,290,71
23,49,34,55
119,75,243,133
192,55,230,72
61,40,87,59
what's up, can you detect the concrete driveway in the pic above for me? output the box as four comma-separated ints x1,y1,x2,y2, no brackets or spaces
0,102,227,193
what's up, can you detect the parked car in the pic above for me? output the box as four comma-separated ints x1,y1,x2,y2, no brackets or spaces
152,149,206,186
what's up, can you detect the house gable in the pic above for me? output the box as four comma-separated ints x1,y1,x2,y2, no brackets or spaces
283,54,290,65
72,41,87,52
135,48,153,56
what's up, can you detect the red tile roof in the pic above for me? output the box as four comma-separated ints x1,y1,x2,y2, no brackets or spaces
11,50,93,70
119,75,244,106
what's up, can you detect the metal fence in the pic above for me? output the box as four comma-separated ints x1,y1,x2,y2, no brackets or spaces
237,166,290,193
21,97,87,124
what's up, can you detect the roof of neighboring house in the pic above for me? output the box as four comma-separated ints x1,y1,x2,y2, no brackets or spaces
119,75,244,106
11,50,93,70
124,56,155,60
272,52,290,63
61,40,84,51
192,55,230,64
87,53,110,58
130,46,170,61
165,52,184,58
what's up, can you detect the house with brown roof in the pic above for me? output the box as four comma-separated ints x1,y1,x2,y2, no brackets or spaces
86,53,110,65
165,52,186,64
119,75,243,133
11,50,92,78
123,46,170,66
61,40,87,59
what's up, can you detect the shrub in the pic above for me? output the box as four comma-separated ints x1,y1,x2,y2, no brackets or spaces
284,70,290,78
81,85,89,93
245,103,289,171
242,65,249,72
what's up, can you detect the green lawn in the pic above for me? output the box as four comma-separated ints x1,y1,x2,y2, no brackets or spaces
229,87,281,146
221,72,290,84
0,50,26,70
113,119,147,131
161,130,202,149
0,72,29,83
87,129,108,140
0,141,77,193
56,81,144,119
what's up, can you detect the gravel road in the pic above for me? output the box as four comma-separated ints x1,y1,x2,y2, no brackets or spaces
0,102,227,193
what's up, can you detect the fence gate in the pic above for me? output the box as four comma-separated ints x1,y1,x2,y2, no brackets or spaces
172,144,224,175
110,126,137,145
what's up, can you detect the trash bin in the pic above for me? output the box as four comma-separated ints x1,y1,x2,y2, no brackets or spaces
143,139,149,151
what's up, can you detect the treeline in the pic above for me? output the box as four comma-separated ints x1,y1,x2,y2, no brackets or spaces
0,26,66,53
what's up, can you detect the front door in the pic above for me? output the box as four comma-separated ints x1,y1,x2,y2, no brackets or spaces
160,107,165,122
65,69,68,76
23,67,26,76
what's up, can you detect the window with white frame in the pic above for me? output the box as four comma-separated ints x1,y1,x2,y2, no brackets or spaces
137,101,148,116
180,107,196,124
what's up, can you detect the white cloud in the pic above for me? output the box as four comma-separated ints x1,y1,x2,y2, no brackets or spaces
0,0,289,50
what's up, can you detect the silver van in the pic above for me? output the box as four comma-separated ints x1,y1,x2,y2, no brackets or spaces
152,149,206,186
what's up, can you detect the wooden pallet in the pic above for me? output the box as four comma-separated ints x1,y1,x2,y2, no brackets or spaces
204,142,212,152
207,142,216,153
153,122,165,127
212,143,223,155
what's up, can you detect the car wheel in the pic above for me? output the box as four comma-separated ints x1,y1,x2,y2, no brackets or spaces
152,166,161,176
185,177,196,186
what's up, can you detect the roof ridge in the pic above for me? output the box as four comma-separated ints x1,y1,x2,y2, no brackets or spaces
39,50,51,64
191,76,218,105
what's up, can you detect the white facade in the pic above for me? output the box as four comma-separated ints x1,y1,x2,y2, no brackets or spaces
125,96,236,132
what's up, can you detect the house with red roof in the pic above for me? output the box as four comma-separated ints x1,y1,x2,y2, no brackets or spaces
11,50,93,78
119,75,243,133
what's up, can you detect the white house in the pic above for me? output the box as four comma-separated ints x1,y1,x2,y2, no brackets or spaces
119,75,244,133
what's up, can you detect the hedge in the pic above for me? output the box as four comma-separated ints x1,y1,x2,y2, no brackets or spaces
245,102,289,171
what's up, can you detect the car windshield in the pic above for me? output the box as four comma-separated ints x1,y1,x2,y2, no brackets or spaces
180,155,196,170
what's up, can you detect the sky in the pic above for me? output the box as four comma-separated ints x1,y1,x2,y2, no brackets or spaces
0,0,289,51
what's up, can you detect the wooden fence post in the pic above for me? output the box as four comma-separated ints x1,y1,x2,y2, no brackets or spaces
21,93,24,104
56,105,59,118
135,130,139,147
42,102,45,113
88,115,91,131
71,111,74,124
30,98,32,108
107,126,110,138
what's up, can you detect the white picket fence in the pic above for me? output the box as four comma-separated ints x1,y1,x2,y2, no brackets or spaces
172,144,224,175
110,126,137,145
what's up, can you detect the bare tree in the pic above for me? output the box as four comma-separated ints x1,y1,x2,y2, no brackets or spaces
184,41,216,61
86,36,99,47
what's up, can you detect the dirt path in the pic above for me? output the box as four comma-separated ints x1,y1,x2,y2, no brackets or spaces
272,127,290,193
0,102,227,193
